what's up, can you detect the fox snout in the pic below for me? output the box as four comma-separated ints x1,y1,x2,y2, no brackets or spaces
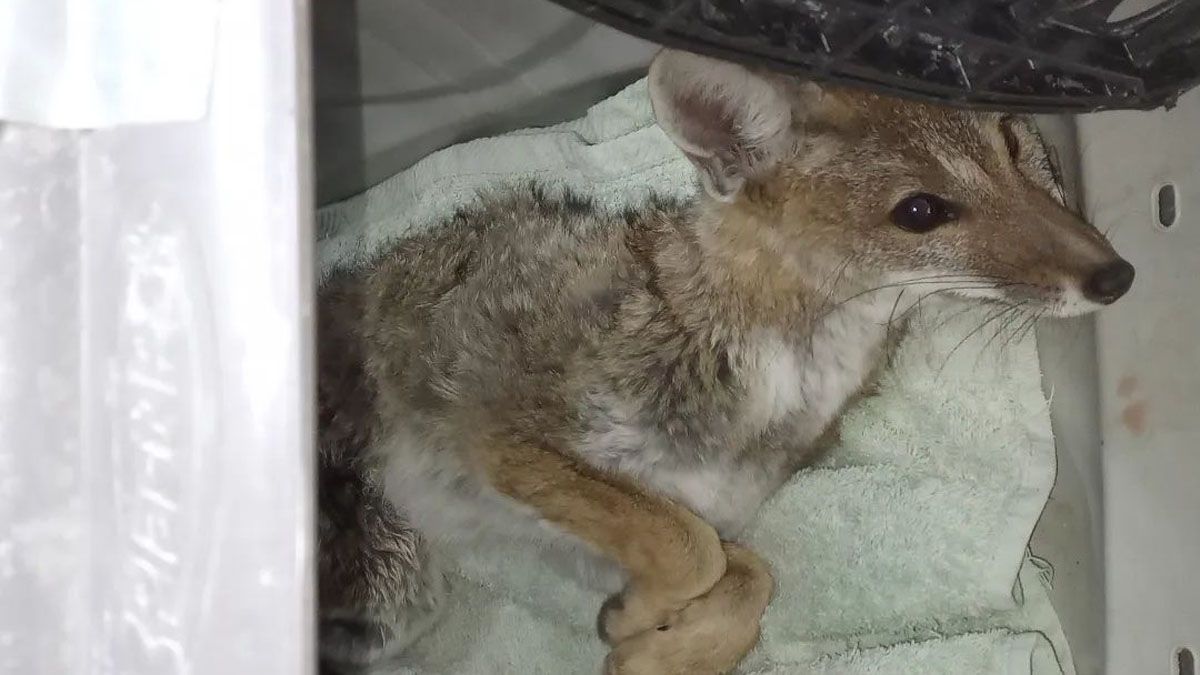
1004,203,1136,316
1082,258,1135,305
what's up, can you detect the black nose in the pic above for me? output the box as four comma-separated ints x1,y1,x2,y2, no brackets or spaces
1083,260,1135,304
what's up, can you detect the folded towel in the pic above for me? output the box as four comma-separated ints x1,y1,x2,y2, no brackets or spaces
380,548,1069,674
317,80,1076,675
800,631,1061,675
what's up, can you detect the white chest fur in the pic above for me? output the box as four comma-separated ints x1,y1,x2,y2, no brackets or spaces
740,297,893,444
580,294,897,535
740,335,805,431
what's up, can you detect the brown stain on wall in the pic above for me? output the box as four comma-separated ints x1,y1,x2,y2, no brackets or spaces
1116,375,1138,398
1120,400,1147,436
1116,374,1148,436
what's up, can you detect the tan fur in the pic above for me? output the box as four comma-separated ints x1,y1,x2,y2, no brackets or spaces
477,438,727,613
604,544,773,675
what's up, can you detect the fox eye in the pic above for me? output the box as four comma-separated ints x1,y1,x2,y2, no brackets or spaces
891,193,956,233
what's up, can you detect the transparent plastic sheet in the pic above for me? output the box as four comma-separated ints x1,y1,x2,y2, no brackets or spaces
0,0,315,672
0,0,217,128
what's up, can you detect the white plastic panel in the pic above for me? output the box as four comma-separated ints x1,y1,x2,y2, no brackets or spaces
1078,89,1200,673
1032,115,1108,675
0,0,315,672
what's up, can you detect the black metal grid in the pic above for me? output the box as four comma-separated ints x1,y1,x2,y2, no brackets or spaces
548,0,1200,113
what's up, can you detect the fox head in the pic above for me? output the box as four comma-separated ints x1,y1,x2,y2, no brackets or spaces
649,48,1134,317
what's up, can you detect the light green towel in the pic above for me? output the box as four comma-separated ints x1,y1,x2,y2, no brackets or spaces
802,631,1061,674
317,80,1075,675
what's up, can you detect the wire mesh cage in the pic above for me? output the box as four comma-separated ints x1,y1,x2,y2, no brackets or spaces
548,0,1200,112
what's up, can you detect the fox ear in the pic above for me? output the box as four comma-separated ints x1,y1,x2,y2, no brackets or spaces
649,49,796,202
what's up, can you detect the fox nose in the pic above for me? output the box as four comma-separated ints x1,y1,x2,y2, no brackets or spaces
1083,259,1135,304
